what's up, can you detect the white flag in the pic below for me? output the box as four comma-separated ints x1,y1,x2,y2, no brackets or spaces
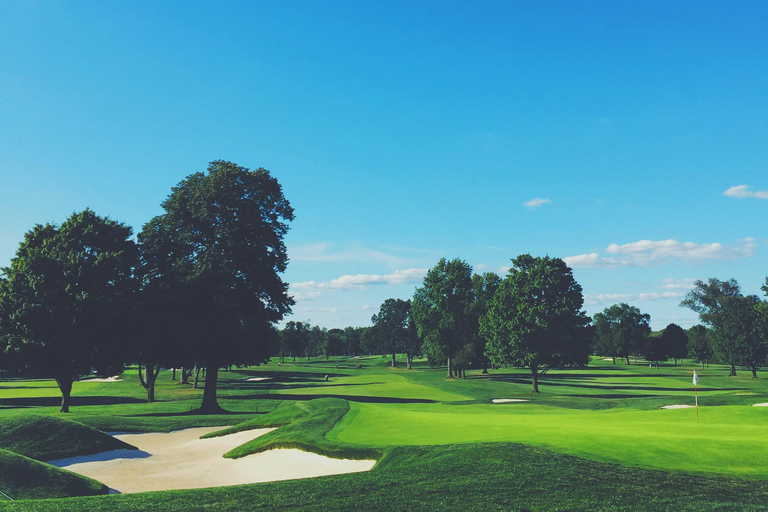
693,370,699,386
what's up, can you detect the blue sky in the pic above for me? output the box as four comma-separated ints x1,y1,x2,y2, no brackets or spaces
1,1,766,330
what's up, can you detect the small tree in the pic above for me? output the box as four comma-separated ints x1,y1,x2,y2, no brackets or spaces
687,325,713,369
372,298,420,369
0,210,137,412
661,323,688,366
644,333,667,369
591,303,650,364
480,254,592,393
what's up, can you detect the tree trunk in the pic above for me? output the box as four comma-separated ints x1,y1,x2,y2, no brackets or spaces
391,352,396,368
462,367,466,379
138,363,160,402
193,366,201,389
752,368,758,378
198,363,223,413
180,366,191,385
55,377,73,413
531,367,540,393
625,355,630,365
612,357,616,364
446,357,452,379
729,363,737,377
172,367,177,381
674,358,678,366
701,360,705,370
406,355,412,370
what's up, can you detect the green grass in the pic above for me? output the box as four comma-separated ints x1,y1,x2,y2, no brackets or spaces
0,415,136,461
1,357,768,510
0,449,107,500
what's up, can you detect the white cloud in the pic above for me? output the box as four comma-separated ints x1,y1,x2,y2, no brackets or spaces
565,238,756,268
525,198,551,208
724,185,768,199
660,278,697,290
292,268,428,292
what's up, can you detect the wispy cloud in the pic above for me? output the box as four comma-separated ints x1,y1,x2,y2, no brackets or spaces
525,198,551,209
289,243,406,265
724,185,768,199
292,268,428,292
565,238,756,268
584,291,684,307
660,278,697,290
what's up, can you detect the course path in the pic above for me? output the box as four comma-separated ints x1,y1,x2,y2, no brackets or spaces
49,427,376,494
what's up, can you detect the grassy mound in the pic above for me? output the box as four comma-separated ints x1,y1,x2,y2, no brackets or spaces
0,415,136,461
203,397,380,461
0,449,107,500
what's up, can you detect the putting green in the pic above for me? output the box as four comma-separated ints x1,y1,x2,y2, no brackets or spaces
328,401,768,478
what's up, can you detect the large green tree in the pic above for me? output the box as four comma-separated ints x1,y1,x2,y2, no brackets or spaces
139,161,294,412
470,272,501,373
480,254,592,393
714,295,768,378
0,210,137,412
411,258,475,378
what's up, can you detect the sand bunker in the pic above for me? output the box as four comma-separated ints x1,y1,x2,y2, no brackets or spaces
661,404,694,409
245,377,271,382
492,399,530,403
753,403,768,407
80,376,122,383
49,427,376,493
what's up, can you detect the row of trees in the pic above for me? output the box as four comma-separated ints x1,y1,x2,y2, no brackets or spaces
0,162,294,412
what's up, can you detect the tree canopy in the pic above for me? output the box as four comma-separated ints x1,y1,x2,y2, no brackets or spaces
372,298,419,369
592,303,650,365
480,254,592,393
411,258,475,378
138,161,294,411
0,210,137,412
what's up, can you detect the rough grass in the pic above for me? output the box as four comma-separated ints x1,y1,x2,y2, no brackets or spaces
0,415,135,461
0,449,107,500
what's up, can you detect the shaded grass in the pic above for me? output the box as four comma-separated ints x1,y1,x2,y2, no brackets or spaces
0,449,107,500
0,415,135,461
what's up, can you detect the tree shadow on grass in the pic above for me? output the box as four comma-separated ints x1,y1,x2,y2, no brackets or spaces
224,393,437,404
0,396,147,409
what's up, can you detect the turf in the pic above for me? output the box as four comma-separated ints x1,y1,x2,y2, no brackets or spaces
0,449,108,500
0,357,767,510
0,415,136,461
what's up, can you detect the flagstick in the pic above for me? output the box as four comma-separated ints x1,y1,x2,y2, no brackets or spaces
695,384,699,423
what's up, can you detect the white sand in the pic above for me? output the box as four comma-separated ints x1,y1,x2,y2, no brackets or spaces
753,403,768,407
49,427,376,494
661,404,694,409
79,376,122,383
601,358,614,361
245,377,271,382
491,399,530,403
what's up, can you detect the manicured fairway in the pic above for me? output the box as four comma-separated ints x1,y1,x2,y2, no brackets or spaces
329,401,768,478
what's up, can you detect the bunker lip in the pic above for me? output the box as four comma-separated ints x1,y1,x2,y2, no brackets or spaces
79,376,122,382
48,427,376,494
661,404,695,409
491,399,530,403
753,403,768,407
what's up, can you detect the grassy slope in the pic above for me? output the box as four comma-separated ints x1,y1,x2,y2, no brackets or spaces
0,449,107,500
0,415,136,461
